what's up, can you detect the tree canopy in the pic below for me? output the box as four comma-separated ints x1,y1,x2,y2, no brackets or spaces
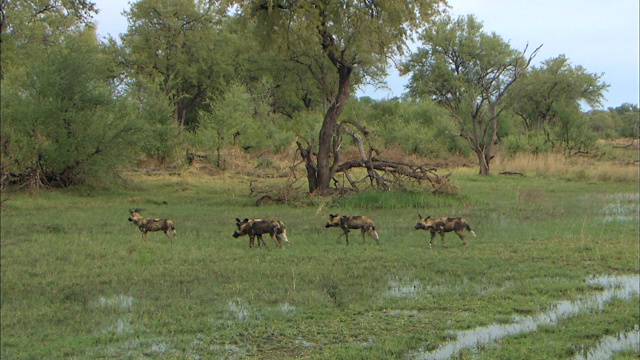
121,0,231,128
1,0,635,191
508,55,609,151
403,15,540,175
233,0,447,192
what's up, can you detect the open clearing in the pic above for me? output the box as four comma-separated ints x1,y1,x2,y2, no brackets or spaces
1,170,638,359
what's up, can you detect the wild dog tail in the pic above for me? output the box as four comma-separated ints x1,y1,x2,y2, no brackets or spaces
168,220,177,237
462,219,476,236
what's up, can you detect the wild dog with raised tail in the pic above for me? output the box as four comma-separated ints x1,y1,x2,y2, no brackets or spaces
325,214,380,245
415,214,476,249
233,218,289,248
128,209,176,242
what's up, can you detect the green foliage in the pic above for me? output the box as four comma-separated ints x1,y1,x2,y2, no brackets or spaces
240,78,300,152
503,132,552,156
508,55,610,151
587,110,624,139
619,111,640,139
1,29,139,188
609,103,640,138
403,14,538,175
233,0,448,191
553,104,598,152
1,0,97,49
131,77,181,162
121,0,234,128
242,0,446,89
195,81,298,160
2,0,636,193
504,105,598,155
292,110,325,138
345,99,470,158
510,55,609,133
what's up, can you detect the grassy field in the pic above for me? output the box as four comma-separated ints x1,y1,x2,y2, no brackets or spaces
1,162,639,359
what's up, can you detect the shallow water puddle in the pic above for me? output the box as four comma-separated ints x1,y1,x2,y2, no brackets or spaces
407,274,639,360
388,277,422,298
573,330,639,360
97,295,135,335
98,295,134,310
227,299,250,321
600,193,639,223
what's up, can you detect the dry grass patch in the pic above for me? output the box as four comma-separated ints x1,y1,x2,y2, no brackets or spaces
493,152,638,182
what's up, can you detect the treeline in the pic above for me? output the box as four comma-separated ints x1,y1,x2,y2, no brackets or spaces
1,1,637,190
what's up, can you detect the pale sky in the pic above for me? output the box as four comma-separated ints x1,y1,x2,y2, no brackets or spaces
93,0,639,109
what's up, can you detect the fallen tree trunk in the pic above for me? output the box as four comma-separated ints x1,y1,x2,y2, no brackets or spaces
295,119,459,194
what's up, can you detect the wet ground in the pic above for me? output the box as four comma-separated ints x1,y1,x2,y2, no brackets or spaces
407,274,639,359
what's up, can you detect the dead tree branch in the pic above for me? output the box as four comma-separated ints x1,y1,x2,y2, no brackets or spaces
291,121,460,195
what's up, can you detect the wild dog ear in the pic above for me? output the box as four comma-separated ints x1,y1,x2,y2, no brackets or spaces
418,214,422,219
236,218,242,223
243,218,249,223
329,214,335,218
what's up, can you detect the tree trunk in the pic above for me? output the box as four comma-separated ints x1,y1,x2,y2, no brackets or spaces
313,63,352,193
296,140,318,193
479,110,499,176
477,149,491,176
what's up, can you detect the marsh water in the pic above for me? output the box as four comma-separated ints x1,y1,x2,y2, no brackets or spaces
407,274,639,359
599,193,639,223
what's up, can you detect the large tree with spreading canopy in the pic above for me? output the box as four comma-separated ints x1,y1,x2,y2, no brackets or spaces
403,15,540,175
230,0,447,193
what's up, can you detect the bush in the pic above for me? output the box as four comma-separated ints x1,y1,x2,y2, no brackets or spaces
503,132,551,156
503,134,526,156
1,29,140,189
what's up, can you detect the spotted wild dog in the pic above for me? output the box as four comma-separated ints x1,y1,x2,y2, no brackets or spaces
128,209,176,242
232,218,290,248
325,214,380,245
415,214,476,249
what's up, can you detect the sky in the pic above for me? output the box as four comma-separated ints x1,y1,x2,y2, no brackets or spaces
92,0,639,109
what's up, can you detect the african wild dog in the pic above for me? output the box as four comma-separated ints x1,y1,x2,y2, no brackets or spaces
232,218,290,248
325,214,380,245
128,209,176,242
415,214,476,249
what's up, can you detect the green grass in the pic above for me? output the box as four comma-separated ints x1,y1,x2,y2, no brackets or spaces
1,172,638,359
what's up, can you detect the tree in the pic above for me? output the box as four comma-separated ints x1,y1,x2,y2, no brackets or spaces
587,110,620,139
121,0,236,129
1,0,141,189
233,0,446,193
1,28,139,189
403,15,540,175
1,0,98,81
0,0,97,41
610,103,640,139
509,55,608,139
198,82,255,168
